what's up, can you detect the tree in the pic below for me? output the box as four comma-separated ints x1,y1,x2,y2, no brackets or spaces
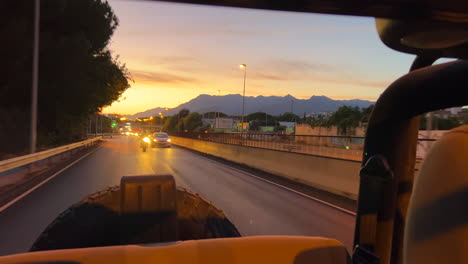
183,113,203,132
361,105,374,123
326,106,362,135
163,116,178,132
277,112,300,122
178,109,190,119
203,112,227,119
246,112,273,123
163,109,191,132
0,0,130,153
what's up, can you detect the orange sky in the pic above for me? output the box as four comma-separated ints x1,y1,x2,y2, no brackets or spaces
103,1,414,114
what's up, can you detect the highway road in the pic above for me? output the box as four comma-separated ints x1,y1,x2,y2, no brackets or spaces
0,136,355,256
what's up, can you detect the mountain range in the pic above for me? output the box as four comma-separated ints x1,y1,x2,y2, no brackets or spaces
129,94,374,118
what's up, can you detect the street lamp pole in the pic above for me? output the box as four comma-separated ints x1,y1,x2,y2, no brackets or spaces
216,90,221,120
95,114,97,137
240,64,247,132
30,0,40,153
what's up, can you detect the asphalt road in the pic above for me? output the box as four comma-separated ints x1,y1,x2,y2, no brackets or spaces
0,136,355,256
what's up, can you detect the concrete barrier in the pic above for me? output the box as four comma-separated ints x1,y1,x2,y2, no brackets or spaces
171,136,360,200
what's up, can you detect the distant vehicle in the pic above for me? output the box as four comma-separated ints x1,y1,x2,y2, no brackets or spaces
140,132,171,152
152,132,171,148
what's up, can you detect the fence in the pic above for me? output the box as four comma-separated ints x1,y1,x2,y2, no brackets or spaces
170,132,364,161
170,132,437,162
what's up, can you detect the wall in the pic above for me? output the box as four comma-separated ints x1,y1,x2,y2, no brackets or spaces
172,136,361,200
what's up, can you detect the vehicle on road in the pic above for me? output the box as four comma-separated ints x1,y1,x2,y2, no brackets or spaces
1,0,467,264
152,132,171,148
140,133,171,151
140,135,152,152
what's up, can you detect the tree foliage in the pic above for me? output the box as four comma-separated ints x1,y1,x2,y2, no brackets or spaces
277,112,300,122
246,112,273,122
305,105,374,135
202,112,227,119
0,0,130,153
326,106,362,134
183,113,203,132
163,109,198,132
163,116,178,132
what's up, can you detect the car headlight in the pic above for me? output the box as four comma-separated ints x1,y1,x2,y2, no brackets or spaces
143,137,151,143
167,138,171,142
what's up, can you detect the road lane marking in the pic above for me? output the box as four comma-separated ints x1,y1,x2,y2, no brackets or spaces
188,150,357,216
0,147,101,213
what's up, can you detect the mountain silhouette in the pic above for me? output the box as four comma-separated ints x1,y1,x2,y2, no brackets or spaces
130,94,374,118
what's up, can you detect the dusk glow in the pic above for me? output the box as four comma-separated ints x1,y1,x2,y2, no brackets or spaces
104,0,415,114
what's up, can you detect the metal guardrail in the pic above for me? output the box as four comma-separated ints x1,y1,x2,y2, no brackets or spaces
87,133,116,138
0,137,102,174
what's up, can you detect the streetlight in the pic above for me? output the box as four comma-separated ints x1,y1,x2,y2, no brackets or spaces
216,90,221,119
239,64,247,132
30,0,40,153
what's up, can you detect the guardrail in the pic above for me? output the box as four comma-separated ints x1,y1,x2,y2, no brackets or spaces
86,133,116,138
0,137,102,174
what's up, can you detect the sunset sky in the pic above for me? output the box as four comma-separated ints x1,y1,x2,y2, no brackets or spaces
103,0,416,114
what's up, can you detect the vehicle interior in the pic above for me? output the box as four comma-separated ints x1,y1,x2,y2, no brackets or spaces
1,0,467,264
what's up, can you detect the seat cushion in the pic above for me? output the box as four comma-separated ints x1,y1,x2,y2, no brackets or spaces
404,125,468,264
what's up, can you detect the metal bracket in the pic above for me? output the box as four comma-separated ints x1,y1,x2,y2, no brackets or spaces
120,175,178,243
359,155,393,214
353,245,380,264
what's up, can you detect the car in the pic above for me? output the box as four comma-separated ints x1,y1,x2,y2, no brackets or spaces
151,132,171,148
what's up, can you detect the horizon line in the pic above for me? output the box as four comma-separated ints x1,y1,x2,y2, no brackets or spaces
103,93,377,115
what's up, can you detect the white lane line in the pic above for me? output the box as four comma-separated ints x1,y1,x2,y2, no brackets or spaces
0,147,101,213
187,150,357,216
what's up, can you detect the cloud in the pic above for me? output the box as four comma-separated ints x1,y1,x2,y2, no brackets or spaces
135,55,201,73
267,59,337,73
310,76,389,88
120,27,264,38
250,58,389,88
131,69,198,84
251,73,287,81
148,55,194,64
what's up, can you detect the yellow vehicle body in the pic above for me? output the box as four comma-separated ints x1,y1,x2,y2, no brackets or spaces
0,236,348,264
